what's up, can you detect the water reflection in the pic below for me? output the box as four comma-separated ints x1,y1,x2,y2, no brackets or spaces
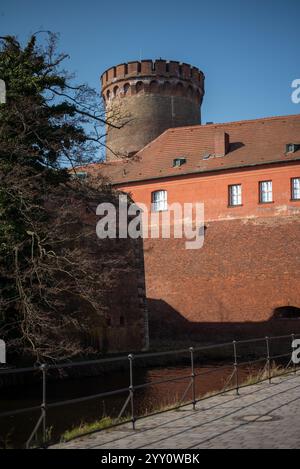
0,361,265,448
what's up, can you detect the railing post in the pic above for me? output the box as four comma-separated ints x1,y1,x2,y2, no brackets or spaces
189,347,196,410
233,341,239,395
291,333,296,374
265,336,271,383
128,354,135,430
40,363,47,447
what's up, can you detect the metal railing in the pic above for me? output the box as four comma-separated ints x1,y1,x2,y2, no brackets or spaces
0,333,299,448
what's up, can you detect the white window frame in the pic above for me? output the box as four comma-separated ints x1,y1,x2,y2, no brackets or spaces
291,177,300,200
151,190,167,212
259,180,273,203
229,184,242,206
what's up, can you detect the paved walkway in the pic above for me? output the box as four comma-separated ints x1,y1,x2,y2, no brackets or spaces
53,373,300,449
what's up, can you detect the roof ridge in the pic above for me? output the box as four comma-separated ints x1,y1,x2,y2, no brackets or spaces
74,160,126,170
162,113,300,133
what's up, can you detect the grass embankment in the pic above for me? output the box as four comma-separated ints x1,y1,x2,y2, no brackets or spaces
61,417,125,442
240,363,294,386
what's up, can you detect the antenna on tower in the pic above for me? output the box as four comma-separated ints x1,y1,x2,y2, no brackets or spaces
139,48,142,61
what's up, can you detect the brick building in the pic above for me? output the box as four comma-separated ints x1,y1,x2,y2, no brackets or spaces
83,59,300,343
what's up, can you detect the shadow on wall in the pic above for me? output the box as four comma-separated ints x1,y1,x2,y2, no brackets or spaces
229,141,245,153
148,298,300,345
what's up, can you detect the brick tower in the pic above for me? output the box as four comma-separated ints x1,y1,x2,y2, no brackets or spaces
101,59,205,160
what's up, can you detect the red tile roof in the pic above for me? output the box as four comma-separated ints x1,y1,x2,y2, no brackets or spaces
79,113,300,185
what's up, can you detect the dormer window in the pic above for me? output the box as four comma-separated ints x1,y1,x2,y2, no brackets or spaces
173,157,186,167
72,171,88,180
286,143,300,154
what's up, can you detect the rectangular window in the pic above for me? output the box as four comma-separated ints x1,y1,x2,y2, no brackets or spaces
291,178,300,200
228,184,242,206
152,190,167,212
259,180,273,203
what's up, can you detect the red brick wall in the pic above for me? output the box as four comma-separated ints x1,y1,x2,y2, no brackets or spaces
117,162,300,342
144,216,300,342
105,237,149,352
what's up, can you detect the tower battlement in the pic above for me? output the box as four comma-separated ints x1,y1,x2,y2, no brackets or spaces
101,59,204,88
101,59,205,160
101,59,204,106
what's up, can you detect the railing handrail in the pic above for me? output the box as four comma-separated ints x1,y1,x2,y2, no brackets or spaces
1,332,298,376
0,332,299,448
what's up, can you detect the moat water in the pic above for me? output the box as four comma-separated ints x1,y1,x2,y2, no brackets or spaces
0,360,265,448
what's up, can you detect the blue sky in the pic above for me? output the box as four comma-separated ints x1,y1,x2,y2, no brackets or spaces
1,0,300,123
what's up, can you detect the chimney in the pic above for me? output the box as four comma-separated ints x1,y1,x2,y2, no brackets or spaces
214,131,230,157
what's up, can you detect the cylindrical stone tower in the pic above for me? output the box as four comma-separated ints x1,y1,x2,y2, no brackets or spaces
101,59,205,160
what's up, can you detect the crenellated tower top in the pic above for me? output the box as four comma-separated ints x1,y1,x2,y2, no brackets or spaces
101,59,204,105
100,59,205,160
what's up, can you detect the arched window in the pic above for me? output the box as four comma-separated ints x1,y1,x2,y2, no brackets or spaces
175,82,184,96
136,81,144,93
151,190,168,212
187,85,194,98
123,83,130,95
273,306,300,319
149,80,159,93
106,89,110,100
163,81,171,95
113,86,119,97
